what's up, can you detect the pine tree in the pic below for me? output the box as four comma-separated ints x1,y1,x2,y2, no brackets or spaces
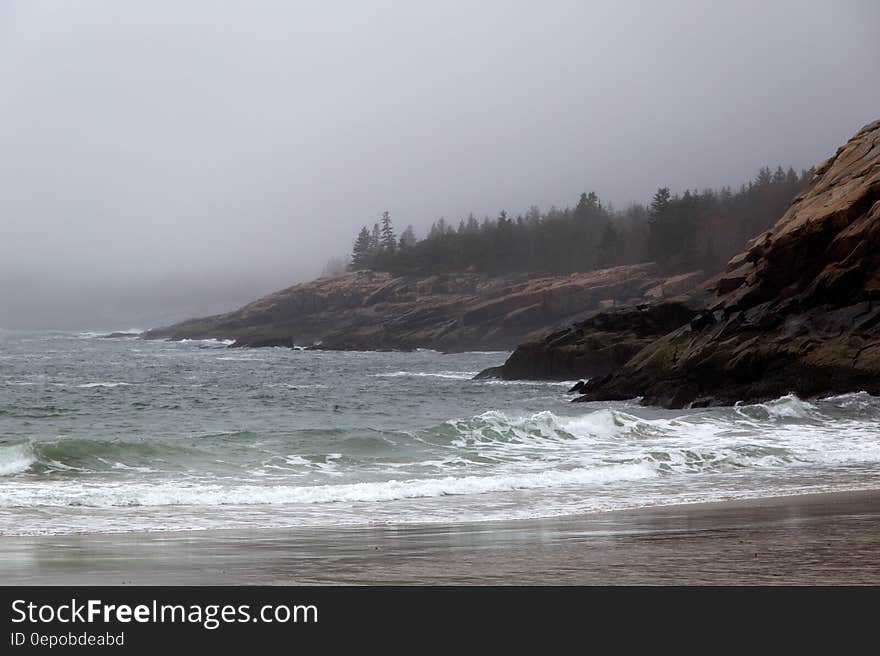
647,187,671,265
398,225,416,249
596,222,621,268
380,211,396,253
370,223,381,254
342,164,808,278
574,191,602,223
350,226,373,269
649,187,671,216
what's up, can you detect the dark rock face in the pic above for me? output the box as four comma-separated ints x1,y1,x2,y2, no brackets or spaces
571,119,880,407
144,265,706,353
474,298,703,380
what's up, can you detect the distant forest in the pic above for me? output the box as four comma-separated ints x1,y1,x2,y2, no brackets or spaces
340,165,813,278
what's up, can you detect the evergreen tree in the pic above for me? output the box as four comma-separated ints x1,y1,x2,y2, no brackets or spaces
370,223,381,253
350,226,373,269
398,225,416,250
380,211,396,253
650,187,671,215
525,206,541,225
596,222,621,268
647,187,671,264
574,192,601,222
343,165,808,278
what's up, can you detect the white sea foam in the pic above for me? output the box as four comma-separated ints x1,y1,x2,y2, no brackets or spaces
270,454,343,476
177,338,235,347
756,394,820,419
3,332,880,538
478,378,574,386
0,462,657,508
823,391,880,413
76,329,143,339
0,443,34,476
446,408,644,447
375,371,477,380
110,462,156,473
283,455,312,467
438,404,880,476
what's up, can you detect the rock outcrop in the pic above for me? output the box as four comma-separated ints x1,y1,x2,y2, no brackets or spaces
486,119,880,407
144,265,706,352
474,296,705,380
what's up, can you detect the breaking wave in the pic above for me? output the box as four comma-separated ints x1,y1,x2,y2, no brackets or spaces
0,442,35,476
4,328,880,535
0,463,658,509
5,395,880,515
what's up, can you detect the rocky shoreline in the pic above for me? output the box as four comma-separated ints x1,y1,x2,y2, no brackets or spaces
474,296,705,381
146,120,880,408
481,119,880,407
144,265,705,353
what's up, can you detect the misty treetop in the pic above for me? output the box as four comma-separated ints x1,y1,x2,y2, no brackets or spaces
347,165,812,277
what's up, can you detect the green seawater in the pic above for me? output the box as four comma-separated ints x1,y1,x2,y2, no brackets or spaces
2,330,879,535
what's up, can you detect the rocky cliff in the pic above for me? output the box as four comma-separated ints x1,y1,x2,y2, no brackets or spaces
144,265,706,352
485,119,880,407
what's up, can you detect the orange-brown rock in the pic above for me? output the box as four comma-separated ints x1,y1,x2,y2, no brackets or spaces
144,264,706,352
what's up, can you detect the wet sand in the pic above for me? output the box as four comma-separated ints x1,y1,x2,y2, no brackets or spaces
2,490,879,585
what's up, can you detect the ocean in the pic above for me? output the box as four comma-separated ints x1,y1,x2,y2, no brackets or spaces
1,330,879,536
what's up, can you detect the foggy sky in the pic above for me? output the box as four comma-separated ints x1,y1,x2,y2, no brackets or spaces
2,1,879,329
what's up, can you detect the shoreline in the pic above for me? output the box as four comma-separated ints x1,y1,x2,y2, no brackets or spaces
2,488,880,585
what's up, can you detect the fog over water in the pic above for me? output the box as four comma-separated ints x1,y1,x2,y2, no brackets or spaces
2,1,878,329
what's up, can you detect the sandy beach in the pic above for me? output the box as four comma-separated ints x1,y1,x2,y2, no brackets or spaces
2,489,879,585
